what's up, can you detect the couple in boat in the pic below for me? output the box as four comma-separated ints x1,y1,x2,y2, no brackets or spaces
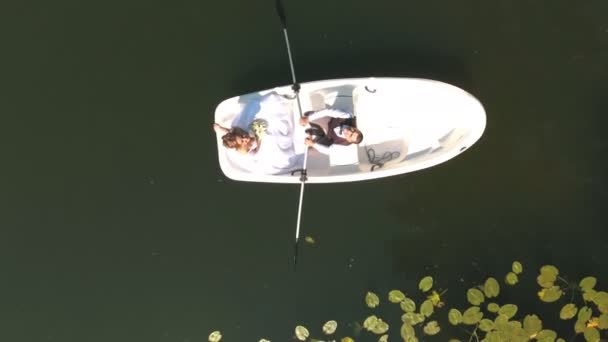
213,93,363,175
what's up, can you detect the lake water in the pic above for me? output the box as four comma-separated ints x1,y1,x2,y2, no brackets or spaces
1,0,607,341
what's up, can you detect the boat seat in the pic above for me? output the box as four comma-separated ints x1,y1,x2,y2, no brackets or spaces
329,143,359,166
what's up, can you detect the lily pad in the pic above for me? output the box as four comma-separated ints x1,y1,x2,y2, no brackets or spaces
505,272,519,285
400,322,415,340
322,320,337,335
579,277,597,291
512,261,523,274
448,308,462,325
423,321,440,335
484,278,500,298
379,334,388,342
559,303,578,320
583,327,600,342
295,326,309,341
370,319,389,334
388,290,406,303
364,315,379,329
498,304,518,319
583,289,598,302
462,307,483,325
420,299,434,317
209,331,222,342
537,273,555,288
523,315,542,337
536,329,557,342
487,302,500,313
366,292,380,308
259,339,271,342
467,288,485,305
539,286,562,303
598,314,608,329
479,319,494,332
418,276,433,292
400,297,416,313
341,337,354,342
593,292,608,307
540,265,559,277
578,306,592,323
304,236,315,244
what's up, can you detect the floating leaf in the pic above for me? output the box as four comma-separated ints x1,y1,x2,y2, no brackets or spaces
379,334,388,342
484,278,500,298
304,236,315,244
583,327,600,342
418,276,433,292
420,299,434,317
523,315,543,337
448,309,462,325
505,272,519,285
400,298,416,313
487,302,500,313
295,326,309,341
370,319,389,334
598,314,608,330
209,331,222,342
537,329,557,342
494,314,509,332
540,265,559,277
341,337,354,342
427,290,442,307
593,292,608,307
467,288,485,305
400,323,415,340
578,306,593,323
259,339,270,342
539,286,563,302
576,319,587,333
498,304,518,319
401,312,425,326
322,320,337,335
537,273,555,288
583,289,598,302
579,277,597,291
364,316,379,329
512,261,523,274
423,321,440,335
559,303,578,320
479,319,494,332
366,292,380,308
462,307,483,325
557,339,566,342
388,290,406,303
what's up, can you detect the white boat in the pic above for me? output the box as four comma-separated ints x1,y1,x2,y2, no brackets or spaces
214,77,486,184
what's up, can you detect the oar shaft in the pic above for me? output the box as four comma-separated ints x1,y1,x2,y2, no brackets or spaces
294,149,309,240
282,28,298,85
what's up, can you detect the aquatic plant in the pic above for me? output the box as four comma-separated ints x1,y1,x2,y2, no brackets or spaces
208,261,607,342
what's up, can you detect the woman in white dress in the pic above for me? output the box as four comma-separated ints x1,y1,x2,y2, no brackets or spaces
213,93,304,175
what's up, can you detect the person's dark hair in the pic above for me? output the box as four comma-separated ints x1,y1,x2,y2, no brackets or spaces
222,127,249,149
355,129,363,144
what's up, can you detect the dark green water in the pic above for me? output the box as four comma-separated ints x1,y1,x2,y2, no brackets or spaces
1,0,607,341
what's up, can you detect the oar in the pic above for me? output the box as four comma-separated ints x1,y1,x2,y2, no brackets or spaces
275,0,309,268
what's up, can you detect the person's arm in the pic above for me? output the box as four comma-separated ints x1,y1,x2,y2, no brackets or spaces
213,123,230,135
305,137,331,155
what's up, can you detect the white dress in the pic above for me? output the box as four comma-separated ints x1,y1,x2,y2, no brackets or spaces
229,92,303,175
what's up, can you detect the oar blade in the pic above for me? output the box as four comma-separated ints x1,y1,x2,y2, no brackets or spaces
275,0,287,28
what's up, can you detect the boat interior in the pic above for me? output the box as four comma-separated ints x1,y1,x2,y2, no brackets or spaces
215,78,486,183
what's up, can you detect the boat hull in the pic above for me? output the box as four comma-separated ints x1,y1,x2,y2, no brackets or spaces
214,77,486,184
